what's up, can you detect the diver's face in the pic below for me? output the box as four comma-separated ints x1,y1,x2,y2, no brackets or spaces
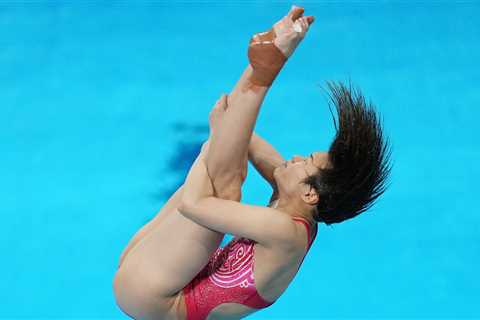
274,152,329,196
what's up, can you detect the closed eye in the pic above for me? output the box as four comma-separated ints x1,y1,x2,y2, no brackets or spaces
309,153,319,169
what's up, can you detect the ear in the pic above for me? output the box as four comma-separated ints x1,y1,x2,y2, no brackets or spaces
301,185,319,205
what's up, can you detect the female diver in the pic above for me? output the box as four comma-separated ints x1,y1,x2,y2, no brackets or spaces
113,5,392,320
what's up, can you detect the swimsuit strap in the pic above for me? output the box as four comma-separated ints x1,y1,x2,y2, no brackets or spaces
291,216,316,249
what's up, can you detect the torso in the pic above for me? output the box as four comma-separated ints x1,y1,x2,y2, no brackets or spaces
175,204,317,320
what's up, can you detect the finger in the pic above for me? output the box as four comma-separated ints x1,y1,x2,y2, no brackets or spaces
288,5,304,22
224,94,229,111
220,94,229,111
306,15,315,25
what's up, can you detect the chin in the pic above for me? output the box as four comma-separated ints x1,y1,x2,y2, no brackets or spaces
273,168,282,184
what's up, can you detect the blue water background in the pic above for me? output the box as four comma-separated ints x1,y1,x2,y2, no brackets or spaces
1,1,479,318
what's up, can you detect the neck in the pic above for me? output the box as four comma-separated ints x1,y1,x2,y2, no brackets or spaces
271,196,316,226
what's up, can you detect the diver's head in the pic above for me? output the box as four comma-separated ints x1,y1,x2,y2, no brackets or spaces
274,80,393,225
273,152,329,216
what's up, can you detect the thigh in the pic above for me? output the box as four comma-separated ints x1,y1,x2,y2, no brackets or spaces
114,210,224,318
118,185,185,269
114,279,185,320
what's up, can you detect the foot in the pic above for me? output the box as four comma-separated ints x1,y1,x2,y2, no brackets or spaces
272,5,315,58
247,5,315,86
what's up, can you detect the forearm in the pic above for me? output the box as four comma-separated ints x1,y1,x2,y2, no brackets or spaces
248,132,285,189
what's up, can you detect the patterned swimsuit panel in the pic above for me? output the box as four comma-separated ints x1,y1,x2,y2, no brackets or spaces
182,217,317,320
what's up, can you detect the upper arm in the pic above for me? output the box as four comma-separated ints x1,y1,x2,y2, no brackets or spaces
248,133,285,190
178,197,297,250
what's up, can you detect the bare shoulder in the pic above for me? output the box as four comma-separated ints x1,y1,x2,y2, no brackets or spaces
261,210,304,255
265,199,303,253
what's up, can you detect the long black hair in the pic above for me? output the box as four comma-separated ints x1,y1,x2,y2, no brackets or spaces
303,80,393,225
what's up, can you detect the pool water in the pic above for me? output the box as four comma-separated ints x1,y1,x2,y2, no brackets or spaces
1,2,479,318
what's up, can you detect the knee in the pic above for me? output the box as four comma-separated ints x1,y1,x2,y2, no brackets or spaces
208,156,248,202
212,175,243,202
217,186,242,202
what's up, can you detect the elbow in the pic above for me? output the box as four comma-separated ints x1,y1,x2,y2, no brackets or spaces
178,201,187,215
178,195,196,217
178,197,211,224
178,201,194,220
179,194,207,218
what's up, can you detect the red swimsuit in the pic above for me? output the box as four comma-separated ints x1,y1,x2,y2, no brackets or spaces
182,216,317,320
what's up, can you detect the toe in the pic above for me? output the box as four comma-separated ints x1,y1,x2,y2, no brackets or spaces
288,5,304,21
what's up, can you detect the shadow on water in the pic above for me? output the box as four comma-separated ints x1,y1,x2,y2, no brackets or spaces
150,121,209,202
146,121,234,247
